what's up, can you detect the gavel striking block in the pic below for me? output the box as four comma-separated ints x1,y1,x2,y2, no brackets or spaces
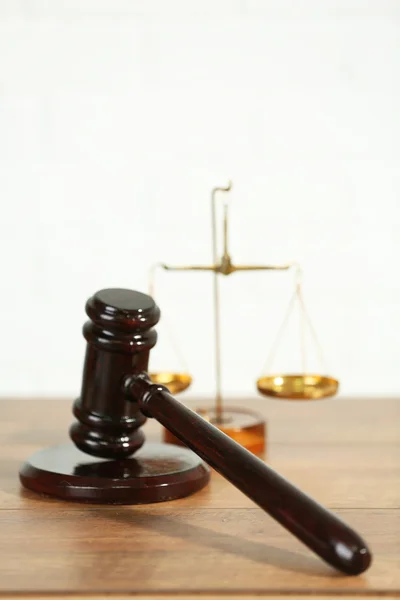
20,288,372,576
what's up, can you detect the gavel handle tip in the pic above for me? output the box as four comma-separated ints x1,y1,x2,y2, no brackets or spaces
337,544,372,576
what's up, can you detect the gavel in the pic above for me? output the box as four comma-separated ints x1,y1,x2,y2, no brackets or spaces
20,288,372,576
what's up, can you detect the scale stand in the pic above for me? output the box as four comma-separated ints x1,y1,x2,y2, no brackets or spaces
149,182,339,454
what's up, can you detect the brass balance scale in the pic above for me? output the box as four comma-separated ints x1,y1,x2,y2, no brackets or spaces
148,182,339,453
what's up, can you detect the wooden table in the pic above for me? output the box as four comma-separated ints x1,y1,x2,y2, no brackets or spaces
0,396,399,599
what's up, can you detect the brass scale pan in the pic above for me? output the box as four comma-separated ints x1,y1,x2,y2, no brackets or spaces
150,372,338,400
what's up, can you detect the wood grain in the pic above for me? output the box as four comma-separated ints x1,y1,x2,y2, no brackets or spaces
0,397,399,598
1,597,399,600
2,396,400,444
0,507,398,593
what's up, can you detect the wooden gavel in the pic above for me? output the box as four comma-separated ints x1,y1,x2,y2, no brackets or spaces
20,288,372,577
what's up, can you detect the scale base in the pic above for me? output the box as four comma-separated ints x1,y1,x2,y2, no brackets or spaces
19,442,210,504
163,407,266,455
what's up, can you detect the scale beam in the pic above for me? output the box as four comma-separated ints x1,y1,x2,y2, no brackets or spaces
161,262,293,276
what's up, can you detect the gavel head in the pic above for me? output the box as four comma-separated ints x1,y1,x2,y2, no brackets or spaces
70,288,160,459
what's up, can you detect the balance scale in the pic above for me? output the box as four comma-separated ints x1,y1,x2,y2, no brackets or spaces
148,182,339,453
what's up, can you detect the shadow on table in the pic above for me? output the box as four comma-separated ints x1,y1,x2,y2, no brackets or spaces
105,506,341,579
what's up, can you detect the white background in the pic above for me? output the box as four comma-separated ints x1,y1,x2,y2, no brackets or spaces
1,0,399,400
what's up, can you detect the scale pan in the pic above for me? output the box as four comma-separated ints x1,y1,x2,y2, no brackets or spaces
256,374,338,400
149,372,192,394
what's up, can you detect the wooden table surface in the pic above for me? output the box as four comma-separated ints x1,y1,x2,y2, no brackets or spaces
0,396,399,599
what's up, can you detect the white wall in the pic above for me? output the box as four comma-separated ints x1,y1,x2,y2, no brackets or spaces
1,0,399,399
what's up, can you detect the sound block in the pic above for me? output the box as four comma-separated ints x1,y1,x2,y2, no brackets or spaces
20,442,210,504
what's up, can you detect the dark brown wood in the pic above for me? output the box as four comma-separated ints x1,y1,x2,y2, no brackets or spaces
19,288,210,504
19,442,210,504
125,373,373,577
70,288,160,459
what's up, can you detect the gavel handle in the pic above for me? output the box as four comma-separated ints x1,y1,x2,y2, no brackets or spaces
124,373,372,576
